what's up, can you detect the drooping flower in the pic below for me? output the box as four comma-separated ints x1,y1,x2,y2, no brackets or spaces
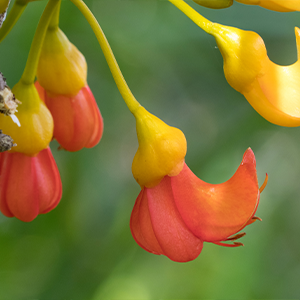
0,81,62,222
130,106,266,262
235,0,300,12
209,24,300,127
170,0,300,127
36,26,103,152
192,0,300,11
0,147,62,222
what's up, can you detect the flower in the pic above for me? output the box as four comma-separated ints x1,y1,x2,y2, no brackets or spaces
36,26,103,151
208,23,300,127
0,81,62,222
0,147,62,222
235,0,300,12
130,107,265,262
193,0,300,11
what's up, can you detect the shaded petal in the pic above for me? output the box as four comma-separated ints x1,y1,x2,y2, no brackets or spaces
147,177,203,262
0,147,62,222
171,148,259,242
130,189,164,255
37,83,103,152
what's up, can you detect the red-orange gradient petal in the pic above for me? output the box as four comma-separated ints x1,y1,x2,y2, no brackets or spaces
130,189,165,255
147,178,203,262
171,148,259,242
131,178,203,262
36,82,103,152
0,147,62,222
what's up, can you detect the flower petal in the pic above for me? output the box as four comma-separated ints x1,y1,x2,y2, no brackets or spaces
171,148,259,242
0,147,62,222
146,177,203,262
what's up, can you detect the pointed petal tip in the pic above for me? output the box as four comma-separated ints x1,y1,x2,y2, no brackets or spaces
242,148,256,165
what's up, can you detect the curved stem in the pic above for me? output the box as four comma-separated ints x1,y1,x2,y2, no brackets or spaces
168,0,213,34
69,0,141,115
0,1,26,43
21,0,60,85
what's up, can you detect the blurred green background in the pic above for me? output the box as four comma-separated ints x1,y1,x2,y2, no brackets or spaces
1,0,300,299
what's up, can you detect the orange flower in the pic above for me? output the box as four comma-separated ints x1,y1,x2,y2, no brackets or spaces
0,147,62,222
37,27,103,151
235,0,300,12
0,80,62,222
209,24,300,127
130,106,266,262
192,0,300,11
131,148,264,262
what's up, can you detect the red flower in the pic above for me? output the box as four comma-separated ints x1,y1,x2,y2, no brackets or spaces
0,147,62,222
36,82,103,152
131,148,266,262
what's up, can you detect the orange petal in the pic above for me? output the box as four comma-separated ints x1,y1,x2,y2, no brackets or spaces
37,83,103,152
130,189,164,255
0,147,62,222
171,148,259,242
146,177,203,262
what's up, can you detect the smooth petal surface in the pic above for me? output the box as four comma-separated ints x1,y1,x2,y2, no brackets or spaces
0,147,62,222
36,82,103,152
236,0,300,12
130,178,203,262
212,24,300,127
171,148,259,242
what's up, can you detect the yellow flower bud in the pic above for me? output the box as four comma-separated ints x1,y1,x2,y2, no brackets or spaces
37,27,87,96
0,82,53,155
193,0,233,9
132,107,187,188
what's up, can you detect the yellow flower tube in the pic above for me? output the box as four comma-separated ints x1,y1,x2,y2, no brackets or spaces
169,0,300,127
235,0,300,12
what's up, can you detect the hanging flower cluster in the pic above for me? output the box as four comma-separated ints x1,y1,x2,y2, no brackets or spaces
7,0,300,263
0,0,103,221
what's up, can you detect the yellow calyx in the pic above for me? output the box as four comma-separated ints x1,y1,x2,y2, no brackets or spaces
0,81,53,155
132,107,187,188
193,0,233,9
210,23,268,94
37,27,87,96
0,0,10,13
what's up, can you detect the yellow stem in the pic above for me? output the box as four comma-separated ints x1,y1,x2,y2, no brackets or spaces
21,0,60,85
168,0,213,34
69,0,141,115
0,0,26,43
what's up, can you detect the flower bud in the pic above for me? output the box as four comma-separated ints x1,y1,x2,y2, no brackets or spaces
0,81,53,155
236,0,300,12
37,27,87,96
132,107,187,188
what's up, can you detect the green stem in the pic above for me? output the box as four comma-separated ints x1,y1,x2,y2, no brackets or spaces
69,0,141,115
168,0,213,34
0,1,26,43
49,0,61,30
21,0,60,85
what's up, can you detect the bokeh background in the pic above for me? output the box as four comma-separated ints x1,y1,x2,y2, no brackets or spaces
1,0,300,299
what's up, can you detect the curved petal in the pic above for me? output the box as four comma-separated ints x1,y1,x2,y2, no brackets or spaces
244,28,300,126
146,178,203,262
41,85,103,152
236,0,300,12
130,189,165,255
0,147,62,222
171,148,259,242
